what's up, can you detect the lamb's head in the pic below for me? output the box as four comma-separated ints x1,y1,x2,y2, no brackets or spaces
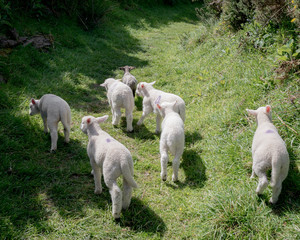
100,78,116,91
119,66,135,73
80,115,109,134
246,105,272,123
136,81,156,97
29,98,40,116
156,101,177,118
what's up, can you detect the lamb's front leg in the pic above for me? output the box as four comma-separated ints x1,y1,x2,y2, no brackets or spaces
155,113,162,134
137,105,152,126
90,159,102,194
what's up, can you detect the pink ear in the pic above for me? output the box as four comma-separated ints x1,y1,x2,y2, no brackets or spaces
87,118,91,124
266,105,271,113
31,99,36,104
157,104,161,109
141,84,144,88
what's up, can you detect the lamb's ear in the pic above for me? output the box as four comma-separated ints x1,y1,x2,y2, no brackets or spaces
31,98,36,105
96,115,109,123
119,67,124,70
246,109,257,116
149,81,156,86
129,66,135,70
100,82,106,88
266,105,271,113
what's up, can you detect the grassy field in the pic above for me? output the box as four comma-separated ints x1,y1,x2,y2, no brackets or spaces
0,3,299,239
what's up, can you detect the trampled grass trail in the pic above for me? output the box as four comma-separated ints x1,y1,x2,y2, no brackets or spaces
0,4,299,239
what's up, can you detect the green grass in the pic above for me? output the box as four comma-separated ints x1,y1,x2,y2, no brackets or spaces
0,3,299,239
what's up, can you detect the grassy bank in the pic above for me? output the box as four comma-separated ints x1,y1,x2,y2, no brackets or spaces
0,2,299,239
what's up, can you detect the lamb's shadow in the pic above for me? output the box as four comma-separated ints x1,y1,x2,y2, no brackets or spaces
185,130,203,147
120,117,157,140
0,112,98,238
135,96,143,111
120,197,166,235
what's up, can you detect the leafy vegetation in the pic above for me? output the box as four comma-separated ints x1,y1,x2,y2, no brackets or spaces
0,1,299,239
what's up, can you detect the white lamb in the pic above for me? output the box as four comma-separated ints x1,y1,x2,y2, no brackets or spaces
29,94,71,152
156,101,185,182
100,78,134,132
136,81,185,134
247,105,289,204
119,66,138,97
80,115,138,219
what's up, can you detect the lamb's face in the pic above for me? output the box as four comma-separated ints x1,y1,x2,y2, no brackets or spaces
80,116,92,134
246,105,272,123
135,83,143,97
29,99,39,116
156,101,176,118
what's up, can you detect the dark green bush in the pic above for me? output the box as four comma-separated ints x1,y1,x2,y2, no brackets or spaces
0,0,12,33
221,0,254,31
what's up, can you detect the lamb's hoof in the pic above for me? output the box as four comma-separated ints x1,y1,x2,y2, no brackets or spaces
137,121,142,126
94,189,102,195
113,213,121,220
269,198,277,205
127,129,134,133
50,149,56,154
155,130,160,135
114,217,121,222
172,176,178,182
161,175,167,181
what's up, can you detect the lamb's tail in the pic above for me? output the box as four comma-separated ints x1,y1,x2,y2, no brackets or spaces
270,154,289,187
121,161,138,188
178,103,186,122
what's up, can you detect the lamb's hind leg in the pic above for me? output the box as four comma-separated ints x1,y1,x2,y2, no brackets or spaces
122,179,133,209
125,108,133,132
106,179,122,219
48,121,58,152
270,182,282,204
112,105,122,126
61,116,70,143
255,171,268,195
172,151,183,182
160,142,169,181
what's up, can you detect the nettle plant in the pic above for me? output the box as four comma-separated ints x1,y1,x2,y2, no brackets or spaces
276,39,300,61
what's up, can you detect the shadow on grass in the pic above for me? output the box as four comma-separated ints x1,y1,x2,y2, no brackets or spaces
120,197,166,235
135,97,143,111
0,112,99,238
121,117,157,140
185,130,203,147
271,147,300,216
166,149,207,190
